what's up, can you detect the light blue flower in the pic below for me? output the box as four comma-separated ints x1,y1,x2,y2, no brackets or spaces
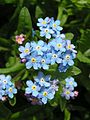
58,63,69,72
0,75,12,89
50,19,63,31
25,53,41,70
47,49,62,65
39,89,54,104
62,51,74,66
34,72,51,87
18,42,31,58
31,40,47,55
25,80,40,97
61,87,74,100
50,37,66,52
40,27,54,39
5,84,17,99
39,55,50,70
66,40,77,53
65,77,77,90
37,17,50,28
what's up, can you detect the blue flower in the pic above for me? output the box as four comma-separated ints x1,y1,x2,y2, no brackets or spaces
62,51,74,66
34,72,51,87
40,27,54,39
39,89,54,104
65,77,77,90
25,53,41,70
25,80,40,97
58,63,69,72
66,40,77,53
5,84,17,99
37,17,50,28
18,42,31,58
31,40,47,55
47,49,62,65
61,87,74,100
0,75,12,89
50,37,66,52
39,55,50,69
50,19,63,32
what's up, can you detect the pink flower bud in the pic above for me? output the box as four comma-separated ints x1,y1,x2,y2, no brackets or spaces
74,91,79,97
16,34,25,44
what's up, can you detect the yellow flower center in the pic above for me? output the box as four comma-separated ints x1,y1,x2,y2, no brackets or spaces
70,81,73,85
43,91,48,96
42,21,46,24
36,46,41,50
31,58,36,63
67,45,71,49
53,23,57,28
9,88,13,92
17,38,22,42
24,49,29,53
65,55,70,60
32,85,36,90
52,54,57,58
57,43,62,48
66,90,70,95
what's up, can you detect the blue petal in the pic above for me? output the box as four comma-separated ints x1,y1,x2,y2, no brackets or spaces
42,97,47,104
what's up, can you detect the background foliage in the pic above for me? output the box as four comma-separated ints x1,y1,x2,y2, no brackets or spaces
0,0,90,120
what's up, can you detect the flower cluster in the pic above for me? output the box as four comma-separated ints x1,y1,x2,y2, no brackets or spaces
19,38,77,72
37,17,63,39
25,72,58,104
61,77,78,100
0,75,17,100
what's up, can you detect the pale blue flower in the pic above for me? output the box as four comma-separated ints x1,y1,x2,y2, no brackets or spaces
50,37,66,52
65,77,77,90
40,27,54,39
25,53,41,70
0,75,12,89
5,84,17,99
39,89,54,104
31,40,47,55
34,72,51,87
18,42,31,58
37,17,50,28
25,80,40,97
62,51,74,66
61,87,74,100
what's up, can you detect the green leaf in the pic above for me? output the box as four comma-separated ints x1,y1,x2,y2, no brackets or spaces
6,57,16,67
0,46,10,51
84,49,90,57
0,37,11,47
0,58,25,74
17,7,32,35
65,33,74,40
60,97,67,112
9,97,16,106
77,51,90,64
78,29,90,52
35,6,43,18
64,108,71,120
